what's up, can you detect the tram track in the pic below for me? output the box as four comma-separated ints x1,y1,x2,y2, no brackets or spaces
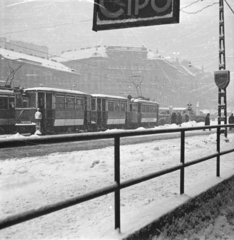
0,130,215,161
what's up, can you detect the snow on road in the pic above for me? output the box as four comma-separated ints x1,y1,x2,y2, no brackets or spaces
0,121,234,240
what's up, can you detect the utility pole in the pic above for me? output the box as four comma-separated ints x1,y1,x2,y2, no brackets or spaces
217,0,228,137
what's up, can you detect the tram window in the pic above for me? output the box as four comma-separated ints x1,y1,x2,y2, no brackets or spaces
114,101,120,111
132,104,137,112
9,97,15,109
120,102,126,112
0,97,7,109
23,97,29,108
27,92,36,108
142,105,145,113
130,104,133,112
146,105,150,112
77,98,84,110
108,101,114,111
56,95,65,109
91,98,96,111
67,97,75,109
86,97,91,110
97,99,101,111
46,93,53,109
16,94,23,108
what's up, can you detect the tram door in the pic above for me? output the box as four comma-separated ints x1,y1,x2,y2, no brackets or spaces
45,93,53,130
38,92,45,109
97,98,107,129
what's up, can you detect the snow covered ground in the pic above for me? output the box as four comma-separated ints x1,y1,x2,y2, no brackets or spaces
0,120,234,240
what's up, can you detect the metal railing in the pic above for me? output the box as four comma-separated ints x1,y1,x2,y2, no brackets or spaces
0,124,234,231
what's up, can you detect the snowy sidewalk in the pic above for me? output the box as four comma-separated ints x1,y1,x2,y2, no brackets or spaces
0,131,234,240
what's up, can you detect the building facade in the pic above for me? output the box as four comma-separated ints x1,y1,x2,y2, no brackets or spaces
53,46,216,109
0,41,217,109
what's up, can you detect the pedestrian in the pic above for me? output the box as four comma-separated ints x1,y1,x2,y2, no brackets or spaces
229,113,234,131
171,112,177,124
176,112,182,126
204,113,211,131
35,108,42,134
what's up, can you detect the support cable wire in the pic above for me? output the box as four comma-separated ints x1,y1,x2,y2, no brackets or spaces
224,0,234,14
181,2,219,14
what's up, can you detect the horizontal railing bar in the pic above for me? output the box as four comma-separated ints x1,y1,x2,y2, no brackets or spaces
184,152,219,167
1,124,234,149
220,149,234,155
0,183,118,230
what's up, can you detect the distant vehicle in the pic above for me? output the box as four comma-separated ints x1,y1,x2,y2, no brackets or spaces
158,107,205,125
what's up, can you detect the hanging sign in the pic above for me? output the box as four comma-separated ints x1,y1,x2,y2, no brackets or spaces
93,0,180,31
214,70,230,89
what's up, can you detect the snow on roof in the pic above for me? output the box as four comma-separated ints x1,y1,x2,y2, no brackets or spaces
24,87,90,96
91,93,127,100
0,48,80,75
0,89,14,95
131,98,158,104
51,47,108,62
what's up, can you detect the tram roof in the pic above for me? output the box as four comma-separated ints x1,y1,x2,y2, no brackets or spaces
131,98,158,105
0,89,14,95
24,87,90,96
91,94,127,100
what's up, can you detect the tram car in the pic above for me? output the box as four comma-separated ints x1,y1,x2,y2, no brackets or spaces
14,87,92,134
90,94,128,130
90,94,159,130
0,88,16,134
127,98,159,128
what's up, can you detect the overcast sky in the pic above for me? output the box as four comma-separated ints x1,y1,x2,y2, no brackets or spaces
0,0,233,74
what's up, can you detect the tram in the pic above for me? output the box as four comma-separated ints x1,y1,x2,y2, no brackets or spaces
0,88,16,134
14,87,91,134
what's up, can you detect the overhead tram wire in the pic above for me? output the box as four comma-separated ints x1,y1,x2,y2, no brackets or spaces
180,0,200,10
224,0,234,14
180,2,219,14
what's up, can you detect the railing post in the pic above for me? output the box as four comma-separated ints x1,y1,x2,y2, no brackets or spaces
114,137,121,231
217,126,220,177
180,130,185,194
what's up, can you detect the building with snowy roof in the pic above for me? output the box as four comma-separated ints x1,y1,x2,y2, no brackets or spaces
0,48,80,90
51,45,216,109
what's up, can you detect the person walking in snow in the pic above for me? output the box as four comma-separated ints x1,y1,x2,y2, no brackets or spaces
229,113,234,131
171,112,177,124
176,112,182,126
204,113,211,131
